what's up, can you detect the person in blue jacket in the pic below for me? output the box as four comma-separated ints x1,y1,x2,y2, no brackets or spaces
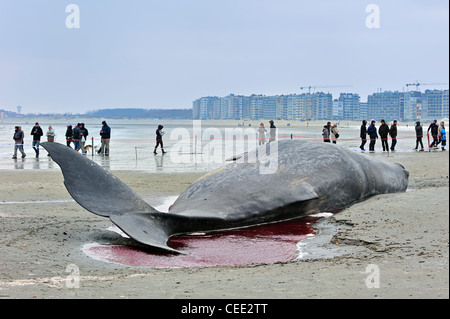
99,121,111,155
440,121,446,151
367,120,378,152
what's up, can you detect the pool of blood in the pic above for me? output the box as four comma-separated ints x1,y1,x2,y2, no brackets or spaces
83,216,323,268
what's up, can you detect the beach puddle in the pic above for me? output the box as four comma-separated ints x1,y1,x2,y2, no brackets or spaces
83,216,322,268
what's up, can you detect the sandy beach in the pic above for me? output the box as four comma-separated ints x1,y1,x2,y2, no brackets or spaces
0,145,448,299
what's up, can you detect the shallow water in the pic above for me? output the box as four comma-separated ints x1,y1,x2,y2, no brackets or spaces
0,118,421,172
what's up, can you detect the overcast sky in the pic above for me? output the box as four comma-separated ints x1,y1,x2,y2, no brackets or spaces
0,0,448,114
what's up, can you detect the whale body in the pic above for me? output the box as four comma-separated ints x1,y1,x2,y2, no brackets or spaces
41,140,409,254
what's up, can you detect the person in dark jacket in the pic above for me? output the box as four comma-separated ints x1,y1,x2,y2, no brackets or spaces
12,126,26,159
65,125,73,147
99,121,111,155
427,120,439,148
360,120,368,151
367,120,378,152
30,122,43,158
415,121,424,151
322,125,331,143
73,123,81,151
269,120,277,143
379,119,390,152
389,120,398,151
154,125,166,154
79,123,89,154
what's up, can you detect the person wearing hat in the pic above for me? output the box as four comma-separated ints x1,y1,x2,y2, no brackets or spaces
99,121,111,155
414,121,424,151
30,122,43,158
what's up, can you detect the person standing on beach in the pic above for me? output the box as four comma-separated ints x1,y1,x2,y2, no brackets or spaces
322,125,331,143
427,120,439,149
379,119,389,152
258,123,267,145
414,121,424,151
439,122,446,151
79,123,89,154
65,125,73,147
269,120,277,143
438,121,445,147
30,122,43,158
73,123,81,152
46,126,56,142
12,126,26,159
154,125,166,154
367,120,378,152
330,123,339,144
99,121,111,155
360,120,368,151
389,120,398,151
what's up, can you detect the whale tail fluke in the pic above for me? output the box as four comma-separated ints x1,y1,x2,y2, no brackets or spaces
41,142,189,253
110,212,187,254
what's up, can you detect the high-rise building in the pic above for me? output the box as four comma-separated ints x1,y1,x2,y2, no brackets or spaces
339,93,360,120
367,91,402,121
423,89,449,120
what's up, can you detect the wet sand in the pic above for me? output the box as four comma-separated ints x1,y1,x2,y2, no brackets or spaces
0,148,448,299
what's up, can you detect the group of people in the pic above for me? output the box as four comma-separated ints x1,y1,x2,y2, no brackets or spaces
257,120,278,145
359,119,446,152
12,121,111,159
12,123,56,159
322,122,340,144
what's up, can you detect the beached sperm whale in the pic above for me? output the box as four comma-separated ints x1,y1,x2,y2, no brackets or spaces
41,140,409,254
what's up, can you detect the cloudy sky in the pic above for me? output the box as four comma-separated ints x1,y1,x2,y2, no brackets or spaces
0,0,448,114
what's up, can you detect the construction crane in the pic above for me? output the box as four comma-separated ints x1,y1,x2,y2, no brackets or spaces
406,82,448,91
299,85,353,94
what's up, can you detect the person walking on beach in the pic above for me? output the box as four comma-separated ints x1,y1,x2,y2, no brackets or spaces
65,125,73,147
360,120,368,151
330,123,339,144
322,125,331,143
154,125,166,154
427,120,439,149
258,123,267,145
99,121,111,155
379,119,389,152
12,126,26,159
367,120,378,152
73,123,81,152
439,122,446,151
414,121,424,151
30,122,43,158
389,120,398,151
79,123,89,154
269,120,277,143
